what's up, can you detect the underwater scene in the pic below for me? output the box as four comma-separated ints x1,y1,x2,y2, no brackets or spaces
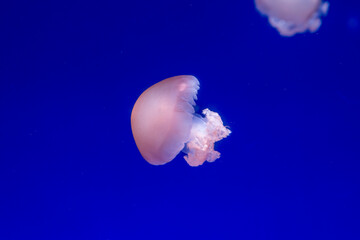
1,0,359,239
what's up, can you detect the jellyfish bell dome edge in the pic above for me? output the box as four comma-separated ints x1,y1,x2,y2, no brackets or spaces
131,75,231,167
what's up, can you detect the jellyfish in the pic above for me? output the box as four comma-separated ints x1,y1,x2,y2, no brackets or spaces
131,75,231,167
255,0,329,36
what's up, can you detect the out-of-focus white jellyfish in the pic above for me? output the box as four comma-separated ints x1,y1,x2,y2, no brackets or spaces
255,0,329,36
131,75,231,167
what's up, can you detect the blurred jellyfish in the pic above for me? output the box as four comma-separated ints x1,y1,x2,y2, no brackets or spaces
131,75,231,167
255,0,329,36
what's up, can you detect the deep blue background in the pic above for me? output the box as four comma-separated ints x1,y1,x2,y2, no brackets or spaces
1,1,359,239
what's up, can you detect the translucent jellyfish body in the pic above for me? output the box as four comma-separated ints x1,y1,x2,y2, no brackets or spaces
131,75,231,167
255,0,329,36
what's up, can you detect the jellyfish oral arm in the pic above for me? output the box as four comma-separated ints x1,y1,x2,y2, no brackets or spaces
183,108,231,167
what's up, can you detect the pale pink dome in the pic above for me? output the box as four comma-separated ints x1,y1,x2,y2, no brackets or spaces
131,75,231,167
255,0,329,36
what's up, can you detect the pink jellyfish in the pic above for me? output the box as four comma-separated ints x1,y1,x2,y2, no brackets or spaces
255,0,329,36
131,75,231,167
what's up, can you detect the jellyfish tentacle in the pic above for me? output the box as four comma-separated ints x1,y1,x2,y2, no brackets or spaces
183,109,231,167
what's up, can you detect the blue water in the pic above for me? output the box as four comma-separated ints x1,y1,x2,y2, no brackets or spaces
1,1,359,239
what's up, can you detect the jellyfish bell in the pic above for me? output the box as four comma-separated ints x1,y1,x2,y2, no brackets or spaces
131,75,231,167
255,0,329,36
